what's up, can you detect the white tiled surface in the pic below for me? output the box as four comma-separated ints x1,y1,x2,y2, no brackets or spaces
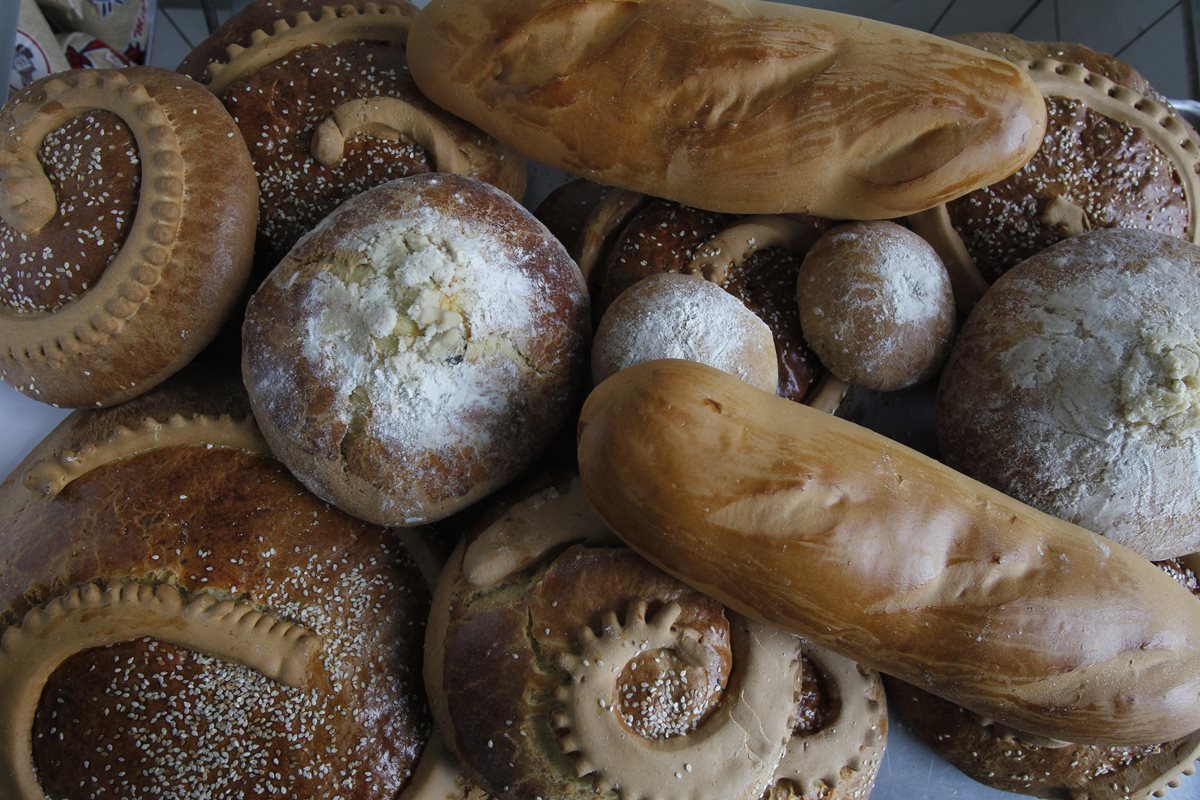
3,2,1200,799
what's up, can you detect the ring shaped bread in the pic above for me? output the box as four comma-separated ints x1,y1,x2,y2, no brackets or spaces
426,472,886,800
937,229,1200,560
179,0,526,271
0,68,257,408
243,173,590,527
885,553,1200,800
909,35,1200,314
0,370,434,798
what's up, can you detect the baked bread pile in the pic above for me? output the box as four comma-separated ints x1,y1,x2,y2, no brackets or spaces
3,0,1200,797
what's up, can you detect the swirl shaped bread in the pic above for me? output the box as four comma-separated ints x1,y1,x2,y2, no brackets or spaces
407,0,1047,219
576,359,1200,747
0,68,257,407
426,471,887,800
179,0,526,271
0,369,458,798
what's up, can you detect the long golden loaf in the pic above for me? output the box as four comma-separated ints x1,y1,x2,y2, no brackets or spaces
576,359,1200,746
407,0,1047,219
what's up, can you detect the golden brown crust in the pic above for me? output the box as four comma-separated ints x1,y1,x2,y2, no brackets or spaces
242,173,590,526
180,0,526,271
0,368,432,798
425,473,806,800
910,34,1200,309
408,0,1046,219
0,68,258,408
577,359,1200,746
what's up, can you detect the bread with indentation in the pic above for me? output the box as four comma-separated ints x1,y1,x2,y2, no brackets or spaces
407,0,1047,219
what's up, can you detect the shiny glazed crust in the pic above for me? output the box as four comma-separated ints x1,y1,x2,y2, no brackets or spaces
408,0,1046,219
909,34,1200,312
0,370,432,798
576,359,1200,747
0,68,257,408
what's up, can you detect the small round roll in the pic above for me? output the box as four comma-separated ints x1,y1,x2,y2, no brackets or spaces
0,68,257,408
242,173,590,526
797,221,955,392
592,273,778,393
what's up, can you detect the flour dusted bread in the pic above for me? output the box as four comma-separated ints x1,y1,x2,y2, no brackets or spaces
243,173,590,527
408,0,1046,219
592,273,779,392
937,229,1200,560
0,369,436,798
577,359,1200,746
0,68,257,408
797,222,955,391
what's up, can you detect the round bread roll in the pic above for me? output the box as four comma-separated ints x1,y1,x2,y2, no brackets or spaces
0,67,257,408
937,229,1200,560
910,34,1200,310
589,199,833,402
885,554,1200,800
0,369,437,798
592,273,778,393
797,222,955,392
243,173,590,527
178,0,526,271
426,471,886,800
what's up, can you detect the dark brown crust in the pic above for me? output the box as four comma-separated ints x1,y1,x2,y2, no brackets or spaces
885,676,1200,799
429,474,733,800
0,68,258,409
534,178,611,261
945,33,1194,281
0,111,138,314
0,367,432,798
594,201,827,402
242,173,590,526
180,0,526,274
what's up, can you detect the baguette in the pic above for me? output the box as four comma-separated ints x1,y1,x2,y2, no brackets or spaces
576,359,1200,746
407,0,1047,219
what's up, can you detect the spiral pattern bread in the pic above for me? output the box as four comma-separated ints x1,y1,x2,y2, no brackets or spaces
0,68,257,407
0,369,437,798
179,0,526,271
425,471,887,800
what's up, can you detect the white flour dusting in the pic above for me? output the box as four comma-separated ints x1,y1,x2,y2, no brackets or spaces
940,231,1200,558
591,273,778,392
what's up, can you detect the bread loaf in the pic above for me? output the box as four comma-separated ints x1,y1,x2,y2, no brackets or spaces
407,0,1047,219
576,359,1200,746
